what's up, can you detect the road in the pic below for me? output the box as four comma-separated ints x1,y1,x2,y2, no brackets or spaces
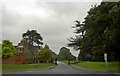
3,61,119,74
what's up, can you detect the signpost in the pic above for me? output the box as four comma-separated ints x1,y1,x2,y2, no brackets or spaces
104,53,108,71
85,54,92,62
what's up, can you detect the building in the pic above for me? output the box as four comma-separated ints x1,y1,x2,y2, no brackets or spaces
2,39,40,64
15,39,40,64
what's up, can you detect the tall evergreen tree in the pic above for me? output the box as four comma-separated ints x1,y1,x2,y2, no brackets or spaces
68,2,120,61
22,30,43,46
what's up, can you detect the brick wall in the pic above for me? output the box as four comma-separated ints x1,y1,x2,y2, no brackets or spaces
2,55,25,64
15,55,25,64
2,55,16,64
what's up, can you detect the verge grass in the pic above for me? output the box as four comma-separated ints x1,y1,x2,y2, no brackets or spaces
73,61,119,71
2,63,55,72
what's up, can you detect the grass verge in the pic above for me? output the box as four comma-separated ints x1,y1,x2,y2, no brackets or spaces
72,61,119,71
2,63,55,72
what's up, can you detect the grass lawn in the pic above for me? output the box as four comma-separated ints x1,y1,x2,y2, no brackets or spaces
2,63,55,72
72,61,119,71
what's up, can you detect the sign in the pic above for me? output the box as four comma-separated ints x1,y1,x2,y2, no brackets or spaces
104,53,107,61
104,53,108,70
85,54,92,58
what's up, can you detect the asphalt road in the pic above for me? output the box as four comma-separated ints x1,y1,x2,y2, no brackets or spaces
3,61,119,74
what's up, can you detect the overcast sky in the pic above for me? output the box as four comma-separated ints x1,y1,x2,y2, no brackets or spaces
1,0,103,57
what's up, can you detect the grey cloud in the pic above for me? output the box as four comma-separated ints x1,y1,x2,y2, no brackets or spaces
2,1,101,56
0,3,2,42
2,5,22,27
40,2,99,21
102,0,120,2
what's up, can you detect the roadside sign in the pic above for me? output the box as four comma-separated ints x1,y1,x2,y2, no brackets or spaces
104,53,107,61
85,54,92,58
104,53,108,71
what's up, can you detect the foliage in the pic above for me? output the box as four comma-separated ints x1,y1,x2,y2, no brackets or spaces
2,40,16,58
51,51,57,60
37,44,53,63
22,30,43,46
68,2,120,61
58,47,76,61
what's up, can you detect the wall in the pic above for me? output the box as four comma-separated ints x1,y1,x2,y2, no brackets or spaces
2,55,25,64
15,55,25,64
2,55,15,64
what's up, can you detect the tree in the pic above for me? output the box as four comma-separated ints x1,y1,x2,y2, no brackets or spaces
58,47,76,61
51,51,57,60
22,30,43,46
2,40,16,58
68,2,120,61
37,44,52,63
68,20,85,50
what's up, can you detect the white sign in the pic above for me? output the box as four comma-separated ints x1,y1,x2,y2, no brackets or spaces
104,53,108,70
104,53,107,61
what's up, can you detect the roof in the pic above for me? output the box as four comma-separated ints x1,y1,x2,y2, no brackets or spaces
17,45,24,48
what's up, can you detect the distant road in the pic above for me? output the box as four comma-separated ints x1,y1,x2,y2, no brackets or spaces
3,61,119,74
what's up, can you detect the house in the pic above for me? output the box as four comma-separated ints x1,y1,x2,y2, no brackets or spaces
15,39,41,64
2,39,41,64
